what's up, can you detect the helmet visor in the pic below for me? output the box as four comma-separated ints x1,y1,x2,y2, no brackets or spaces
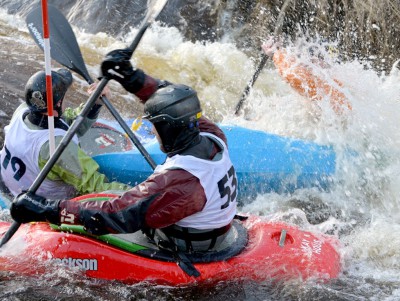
143,111,202,126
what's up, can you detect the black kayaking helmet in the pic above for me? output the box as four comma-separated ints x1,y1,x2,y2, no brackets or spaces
25,69,73,114
144,84,202,154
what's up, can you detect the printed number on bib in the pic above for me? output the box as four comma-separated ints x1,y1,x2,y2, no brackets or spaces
2,145,26,181
218,165,237,209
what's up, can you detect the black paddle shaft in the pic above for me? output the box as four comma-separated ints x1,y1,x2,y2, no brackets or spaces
26,5,157,169
0,0,167,248
0,81,102,248
234,0,291,116
234,54,269,115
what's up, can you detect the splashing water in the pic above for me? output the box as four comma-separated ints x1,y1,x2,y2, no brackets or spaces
1,7,400,300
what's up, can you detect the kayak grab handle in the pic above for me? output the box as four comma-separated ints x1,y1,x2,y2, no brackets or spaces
279,229,287,247
271,229,294,247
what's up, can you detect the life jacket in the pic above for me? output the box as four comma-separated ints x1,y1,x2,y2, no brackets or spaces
0,108,79,199
153,132,237,252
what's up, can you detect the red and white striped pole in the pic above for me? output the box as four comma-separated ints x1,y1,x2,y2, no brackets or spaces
41,0,55,156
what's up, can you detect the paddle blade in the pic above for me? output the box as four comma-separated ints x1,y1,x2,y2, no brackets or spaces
127,0,168,55
26,5,93,83
146,0,168,23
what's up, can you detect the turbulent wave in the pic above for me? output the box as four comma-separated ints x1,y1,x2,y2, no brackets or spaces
1,0,399,72
0,1,399,300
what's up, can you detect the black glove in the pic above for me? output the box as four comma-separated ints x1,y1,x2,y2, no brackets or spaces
10,192,60,224
82,212,110,236
100,48,146,94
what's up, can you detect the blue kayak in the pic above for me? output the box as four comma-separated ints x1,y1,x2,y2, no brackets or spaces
80,120,336,201
0,194,10,209
0,121,336,209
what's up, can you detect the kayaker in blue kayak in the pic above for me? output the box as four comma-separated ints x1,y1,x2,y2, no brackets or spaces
0,69,129,200
10,48,238,253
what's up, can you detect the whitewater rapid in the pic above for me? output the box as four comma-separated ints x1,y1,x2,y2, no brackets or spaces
0,6,400,300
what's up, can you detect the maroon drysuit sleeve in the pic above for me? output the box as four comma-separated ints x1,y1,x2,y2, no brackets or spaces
58,75,228,235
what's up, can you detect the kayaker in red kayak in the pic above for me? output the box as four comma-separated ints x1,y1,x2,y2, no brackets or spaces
263,37,352,114
10,49,238,253
0,69,129,200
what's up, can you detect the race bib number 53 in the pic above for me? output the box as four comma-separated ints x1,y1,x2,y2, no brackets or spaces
218,165,237,209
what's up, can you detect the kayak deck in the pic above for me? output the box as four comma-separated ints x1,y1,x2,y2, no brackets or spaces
51,220,248,264
0,216,341,285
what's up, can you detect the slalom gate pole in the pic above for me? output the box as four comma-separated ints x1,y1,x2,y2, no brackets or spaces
41,0,55,156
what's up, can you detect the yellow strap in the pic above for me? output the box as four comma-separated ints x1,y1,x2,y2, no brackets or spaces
124,117,143,138
131,117,143,131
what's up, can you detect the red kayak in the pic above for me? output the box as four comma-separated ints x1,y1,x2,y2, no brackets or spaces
0,194,341,285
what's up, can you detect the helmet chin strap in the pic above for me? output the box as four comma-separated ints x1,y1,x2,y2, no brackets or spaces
164,126,201,157
27,111,68,131
54,98,64,117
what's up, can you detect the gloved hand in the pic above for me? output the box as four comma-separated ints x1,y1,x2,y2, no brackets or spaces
100,48,146,94
82,212,110,236
10,192,60,224
261,36,282,57
87,82,112,104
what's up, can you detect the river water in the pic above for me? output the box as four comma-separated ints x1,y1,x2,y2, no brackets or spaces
0,1,400,300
